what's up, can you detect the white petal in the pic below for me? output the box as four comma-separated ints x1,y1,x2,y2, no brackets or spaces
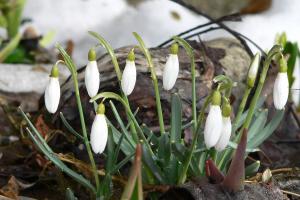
85,61,100,98
248,53,260,79
204,105,223,148
121,60,136,95
90,114,108,154
273,72,289,110
215,117,232,151
44,77,60,113
163,54,179,90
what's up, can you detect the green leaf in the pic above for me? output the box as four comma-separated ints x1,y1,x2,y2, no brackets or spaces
248,109,268,141
245,161,260,178
141,144,164,183
228,141,260,153
109,101,136,148
107,119,135,157
0,33,21,62
112,152,135,174
170,93,182,143
66,188,78,200
60,112,84,140
105,127,115,173
284,42,299,86
39,30,56,47
248,110,284,148
157,134,171,165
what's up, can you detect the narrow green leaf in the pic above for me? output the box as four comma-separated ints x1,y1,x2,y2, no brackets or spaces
112,152,135,174
245,161,260,178
0,33,21,62
66,188,78,200
60,112,84,140
248,109,268,141
105,127,115,173
248,110,284,148
170,93,182,143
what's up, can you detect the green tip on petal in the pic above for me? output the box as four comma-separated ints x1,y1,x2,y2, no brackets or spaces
211,90,221,106
97,103,105,115
279,56,287,72
247,77,255,88
88,48,96,61
50,64,59,77
170,43,179,55
222,102,231,117
127,49,135,61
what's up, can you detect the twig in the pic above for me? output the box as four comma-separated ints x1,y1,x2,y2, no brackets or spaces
281,189,300,198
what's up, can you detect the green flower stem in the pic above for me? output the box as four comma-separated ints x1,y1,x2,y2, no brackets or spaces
133,32,165,135
178,94,211,184
88,31,139,143
232,86,252,132
173,36,197,132
241,45,281,132
56,44,101,197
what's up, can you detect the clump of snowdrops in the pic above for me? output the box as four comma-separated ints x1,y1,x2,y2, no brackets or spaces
20,31,289,199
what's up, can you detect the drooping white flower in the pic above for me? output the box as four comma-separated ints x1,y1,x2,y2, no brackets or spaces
121,50,136,95
204,90,223,148
247,53,261,88
163,43,179,90
90,104,108,154
85,48,100,98
45,65,60,114
273,72,289,110
215,117,232,151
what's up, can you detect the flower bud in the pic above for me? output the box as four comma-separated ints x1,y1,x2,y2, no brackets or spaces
85,48,100,98
163,43,179,90
121,50,137,95
90,103,108,154
44,65,60,113
247,53,260,88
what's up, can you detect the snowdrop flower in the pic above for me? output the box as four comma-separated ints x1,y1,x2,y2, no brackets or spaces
90,103,108,154
215,102,232,151
44,64,60,113
121,50,136,95
85,48,100,98
247,53,261,88
273,57,289,110
163,43,179,90
204,90,223,148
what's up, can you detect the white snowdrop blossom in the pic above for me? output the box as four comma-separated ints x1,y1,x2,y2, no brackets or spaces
45,65,60,114
273,72,289,110
215,117,232,151
163,43,179,90
204,90,223,149
85,49,100,98
90,104,108,154
121,51,136,95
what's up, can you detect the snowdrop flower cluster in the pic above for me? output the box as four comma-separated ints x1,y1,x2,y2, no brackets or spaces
90,103,108,154
273,57,289,110
204,91,232,151
163,43,179,90
44,64,61,114
85,48,100,98
121,50,137,95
